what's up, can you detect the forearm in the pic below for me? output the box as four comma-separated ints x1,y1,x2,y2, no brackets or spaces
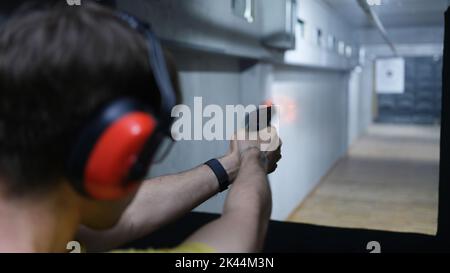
184,149,272,253
76,154,239,252
223,150,272,220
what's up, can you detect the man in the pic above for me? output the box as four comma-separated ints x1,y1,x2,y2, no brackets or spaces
0,2,281,253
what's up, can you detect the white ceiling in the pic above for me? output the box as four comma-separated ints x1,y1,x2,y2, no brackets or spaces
322,0,449,28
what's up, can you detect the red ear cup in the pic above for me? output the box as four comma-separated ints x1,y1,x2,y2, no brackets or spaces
84,112,157,200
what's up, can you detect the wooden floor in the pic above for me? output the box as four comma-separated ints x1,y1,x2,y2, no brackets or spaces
288,124,440,235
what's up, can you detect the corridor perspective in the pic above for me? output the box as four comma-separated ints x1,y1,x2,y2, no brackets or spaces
0,0,447,254
289,124,440,235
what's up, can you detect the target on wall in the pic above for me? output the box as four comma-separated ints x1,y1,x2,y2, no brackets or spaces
375,57,405,94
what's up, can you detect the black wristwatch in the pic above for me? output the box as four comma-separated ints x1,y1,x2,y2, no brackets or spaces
204,158,230,192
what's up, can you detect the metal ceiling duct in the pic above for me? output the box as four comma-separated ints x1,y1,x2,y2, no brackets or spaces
356,0,398,55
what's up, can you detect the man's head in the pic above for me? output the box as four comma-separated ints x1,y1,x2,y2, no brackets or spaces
0,1,180,229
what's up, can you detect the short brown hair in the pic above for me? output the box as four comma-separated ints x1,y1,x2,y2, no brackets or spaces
0,1,176,196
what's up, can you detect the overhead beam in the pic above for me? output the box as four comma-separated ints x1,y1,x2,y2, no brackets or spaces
356,0,398,56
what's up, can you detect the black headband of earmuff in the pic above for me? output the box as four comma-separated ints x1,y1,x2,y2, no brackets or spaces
116,11,177,133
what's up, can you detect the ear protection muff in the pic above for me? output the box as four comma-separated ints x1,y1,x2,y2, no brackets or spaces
117,11,177,132
66,11,177,200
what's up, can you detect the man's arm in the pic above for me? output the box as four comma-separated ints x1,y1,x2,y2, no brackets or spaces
77,128,280,252
76,152,240,252
182,147,272,252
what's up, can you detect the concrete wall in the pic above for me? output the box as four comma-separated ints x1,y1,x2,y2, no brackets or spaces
348,68,362,146
145,0,360,221
358,26,445,45
358,55,375,134
285,0,359,69
116,0,288,60
268,66,350,220
148,52,352,220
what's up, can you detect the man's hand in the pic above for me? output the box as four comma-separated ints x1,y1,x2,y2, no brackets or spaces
233,126,282,174
264,138,282,174
183,126,281,252
218,138,241,182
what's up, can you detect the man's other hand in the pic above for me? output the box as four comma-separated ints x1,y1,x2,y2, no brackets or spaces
232,126,282,174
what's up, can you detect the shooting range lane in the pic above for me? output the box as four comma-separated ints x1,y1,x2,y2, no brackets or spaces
288,124,440,235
